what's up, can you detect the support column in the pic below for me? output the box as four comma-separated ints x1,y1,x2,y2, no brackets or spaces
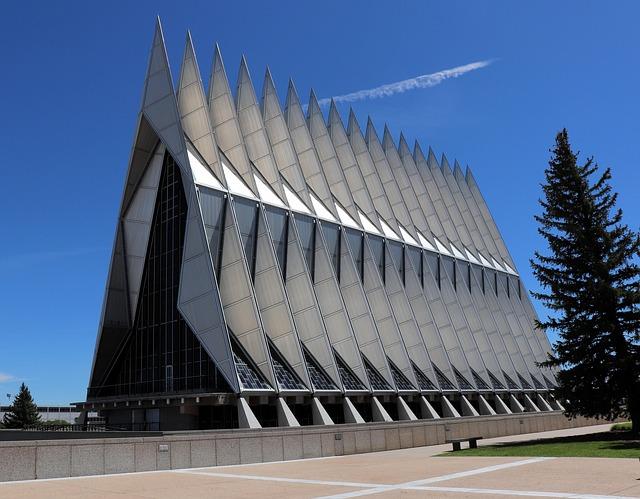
493,395,512,414
523,394,541,412
509,394,525,413
536,393,554,412
371,396,393,422
419,396,440,419
460,395,480,417
478,395,497,416
397,397,418,421
343,397,365,424
441,396,461,418
548,394,565,411
277,397,300,427
312,397,334,425
238,398,262,429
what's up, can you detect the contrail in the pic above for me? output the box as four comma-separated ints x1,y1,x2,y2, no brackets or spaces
316,59,495,106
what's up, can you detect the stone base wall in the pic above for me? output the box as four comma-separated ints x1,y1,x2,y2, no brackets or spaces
0,412,599,482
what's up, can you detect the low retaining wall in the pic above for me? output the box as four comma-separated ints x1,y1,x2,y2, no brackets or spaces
0,411,597,481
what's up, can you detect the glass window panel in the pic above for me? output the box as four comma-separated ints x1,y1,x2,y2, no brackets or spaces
488,370,506,390
432,363,456,390
453,367,474,390
89,153,233,399
388,240,404,285
412,362,436,390
269,343,306,391
368,235,385,283
425,251,440,288
303,347,337,391
199,188,227,279
321,222,341,281
502,371,520,390
333,349,365,390
443,256,456,290
295,214,316,281
265,206,288,279
518,373,533,390
345,228,364,282
388,358,415,391
471,369,490,390
234,197,259,280
471,264,484,294
408,246,423,287
363,356,392,391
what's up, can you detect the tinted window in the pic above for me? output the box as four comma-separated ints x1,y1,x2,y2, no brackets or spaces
407,246,422,287
200,188,227,279
265,206,288,279
425,251,440,288
345,228,364,282
234,197,259,279
321,222,341,281
368,235,385,283
295,214,316,281
388,240,404,285
442,256,456,290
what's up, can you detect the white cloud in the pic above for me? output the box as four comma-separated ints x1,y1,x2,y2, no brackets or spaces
0,373,16,383
317,59,495,106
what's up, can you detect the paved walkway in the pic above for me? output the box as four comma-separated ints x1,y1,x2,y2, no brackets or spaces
1,424,638,498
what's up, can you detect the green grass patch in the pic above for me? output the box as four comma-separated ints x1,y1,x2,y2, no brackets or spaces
610,421,632,432
439,429,639,458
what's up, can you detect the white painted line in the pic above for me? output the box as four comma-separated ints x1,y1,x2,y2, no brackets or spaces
317,458,554,498
173,469,381,488
406,485,635,499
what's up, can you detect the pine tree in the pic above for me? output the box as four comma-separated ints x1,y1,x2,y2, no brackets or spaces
2,383,41,429
532,129,640,435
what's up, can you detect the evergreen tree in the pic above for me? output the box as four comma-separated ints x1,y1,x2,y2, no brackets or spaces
532,129,640,435
2,383,41,429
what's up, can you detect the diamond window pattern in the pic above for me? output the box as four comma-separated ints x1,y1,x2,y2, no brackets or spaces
471,369,491,390
453,367,474,390
303,348,337,391
531,375,545,390
388,358,415,391
269,344,306,391
363,356,392,391
232,339,271,390
488,371,506,390
334,350,366,390
518,373,533,390
412,362,437,391
432,363,456,390
502,371,520,390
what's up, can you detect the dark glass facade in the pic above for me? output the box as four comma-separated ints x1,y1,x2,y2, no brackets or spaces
368,235,385,283
200,187,227,279
234,197,260,280
295,214,316,281
321,222,341,281
345,228,364,282
265,206,289,279
388,240,404,285
407,246,423,287
89,153,232,399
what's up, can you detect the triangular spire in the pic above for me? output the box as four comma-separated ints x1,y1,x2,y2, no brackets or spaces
208,44,258,195
327,100,382,233
440,153,451,173
427,147,440,169
283,79,340,220
413,140,427,165
235,56,286,200
398,133,412,160
382,124,397,153
260,68,315,210
140,18,189,174
177,31,226,188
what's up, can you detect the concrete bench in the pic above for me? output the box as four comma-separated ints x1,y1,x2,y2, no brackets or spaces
445,436,483,451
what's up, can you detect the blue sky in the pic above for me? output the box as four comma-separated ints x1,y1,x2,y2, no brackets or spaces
1,1,638,405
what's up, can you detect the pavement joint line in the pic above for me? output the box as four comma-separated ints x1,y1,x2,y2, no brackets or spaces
316,457,555,499
405,485,635,499
171,469,383,488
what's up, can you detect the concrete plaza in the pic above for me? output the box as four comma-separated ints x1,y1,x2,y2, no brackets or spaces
0,424,637,498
